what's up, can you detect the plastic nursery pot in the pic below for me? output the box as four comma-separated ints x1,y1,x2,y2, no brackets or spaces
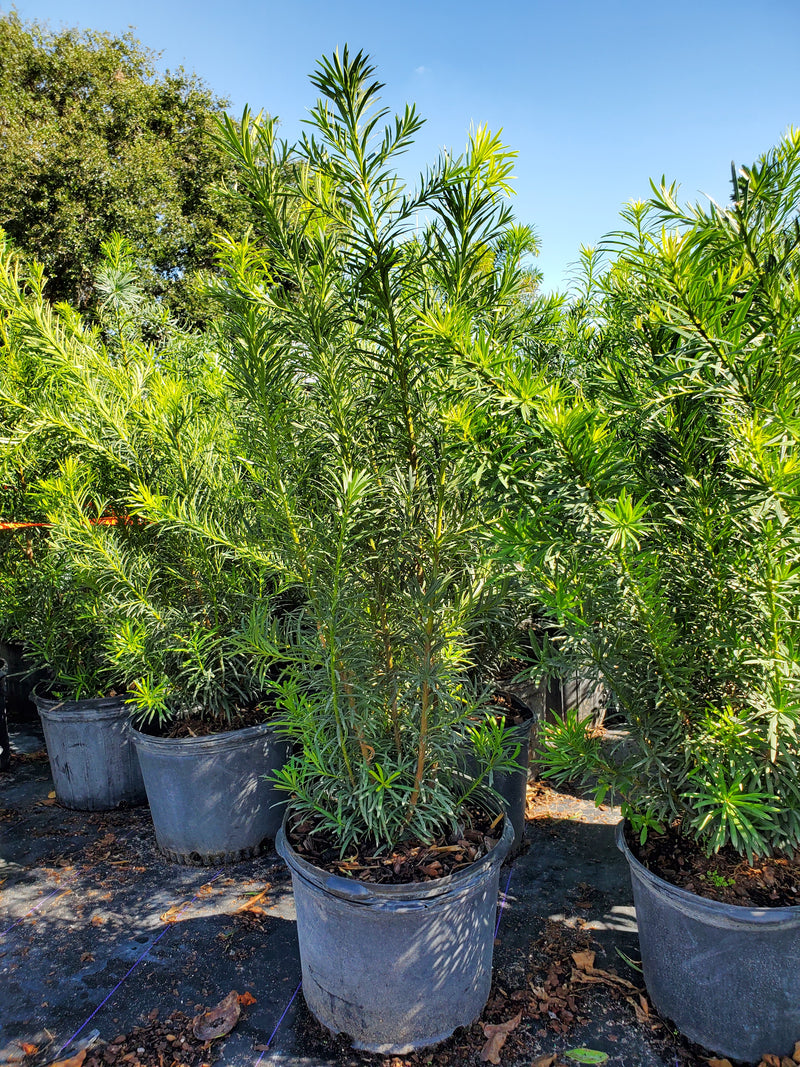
0,659,9,772
616,821,800,1063
131,722,290,865
276,812,514,1055
461,693,534,852
34,690,146,811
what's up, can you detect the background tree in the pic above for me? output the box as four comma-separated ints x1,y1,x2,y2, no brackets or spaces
0,11,253,320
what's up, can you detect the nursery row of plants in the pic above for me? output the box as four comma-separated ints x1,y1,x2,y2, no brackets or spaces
2,45,799,1064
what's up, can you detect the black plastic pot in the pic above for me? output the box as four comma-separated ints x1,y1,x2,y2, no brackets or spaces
617,821,800,1063
462,693,534,852
0,659,10,772
276,813,514,1054
34,691,146,810
131,722,290,865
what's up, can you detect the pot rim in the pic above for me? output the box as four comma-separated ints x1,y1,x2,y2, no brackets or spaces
616,819,800,927
276,807,514,906
130,718,279,753
34,687,132,719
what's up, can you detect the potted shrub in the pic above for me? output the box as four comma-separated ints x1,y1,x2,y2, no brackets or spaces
0,237,289,858
0,513,146,810
139,49,544,1051
476,134,800,1062
0,245,148,808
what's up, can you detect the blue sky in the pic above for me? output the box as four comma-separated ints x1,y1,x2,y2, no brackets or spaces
4,0,800,292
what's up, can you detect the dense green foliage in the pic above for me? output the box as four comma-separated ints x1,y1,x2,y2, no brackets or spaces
0,12,250,318
1,18,798,865
131,48,548,852
0,235,263,710
479,131,800,861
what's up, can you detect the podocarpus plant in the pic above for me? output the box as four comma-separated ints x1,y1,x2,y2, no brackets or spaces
135,48,552,857
468,131,800,865
0,234,265,724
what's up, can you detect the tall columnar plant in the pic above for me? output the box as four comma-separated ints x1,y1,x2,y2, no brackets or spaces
139,49,550,853
475,131,800,861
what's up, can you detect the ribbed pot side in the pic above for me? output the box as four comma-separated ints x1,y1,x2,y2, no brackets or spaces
132,722,290,865
276,814,514,1055
616,821,800,1063
35,691,146,811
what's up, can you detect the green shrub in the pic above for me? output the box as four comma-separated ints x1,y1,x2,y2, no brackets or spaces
481,131,800,861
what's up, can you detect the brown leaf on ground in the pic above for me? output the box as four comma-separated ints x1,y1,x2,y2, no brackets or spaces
46,1050,86,1067
192,990,240,1041
782,1058,798,1067
707,1059,734,1067
758,1056,781,1067
237,991,256,1007
236,887,271,912
480,1011,522,1064
160,902,188,924
571,968,640,995
571,951,595,972
531,1056,557,1067
793,1044,800,1065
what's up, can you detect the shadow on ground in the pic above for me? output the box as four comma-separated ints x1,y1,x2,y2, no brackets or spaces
2,723,713,1067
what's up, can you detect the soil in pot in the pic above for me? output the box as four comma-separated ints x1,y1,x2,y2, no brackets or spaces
629,823,800,907
285,805,504,884
131,710,290,866
276,810,514,1055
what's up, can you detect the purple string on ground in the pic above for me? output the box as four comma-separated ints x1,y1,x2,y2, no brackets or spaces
254,981,303,1063
494,865,515,940
56,869,224,1056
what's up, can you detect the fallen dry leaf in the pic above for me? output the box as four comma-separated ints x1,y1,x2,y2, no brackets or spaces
236,886,271,913
480,1010,522,1064
571,950,596,972
192,990,241,1041
531,1057,557,1067
708,1059,734,1067
571,968,640,995
160,902,189,924
90,915,104,926
758,1057,781,1067
783,1058,798,1067
237,991,257,1007
48,791,56,799
46,1050,86,1067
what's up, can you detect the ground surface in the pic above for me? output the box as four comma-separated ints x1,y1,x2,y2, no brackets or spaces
0,723,733,1067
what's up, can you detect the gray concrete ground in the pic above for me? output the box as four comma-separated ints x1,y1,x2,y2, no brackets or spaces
1,723,705,1067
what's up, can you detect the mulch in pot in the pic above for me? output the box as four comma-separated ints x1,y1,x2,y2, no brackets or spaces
137,705,273,741
628,823,800,908
286,806,504,885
